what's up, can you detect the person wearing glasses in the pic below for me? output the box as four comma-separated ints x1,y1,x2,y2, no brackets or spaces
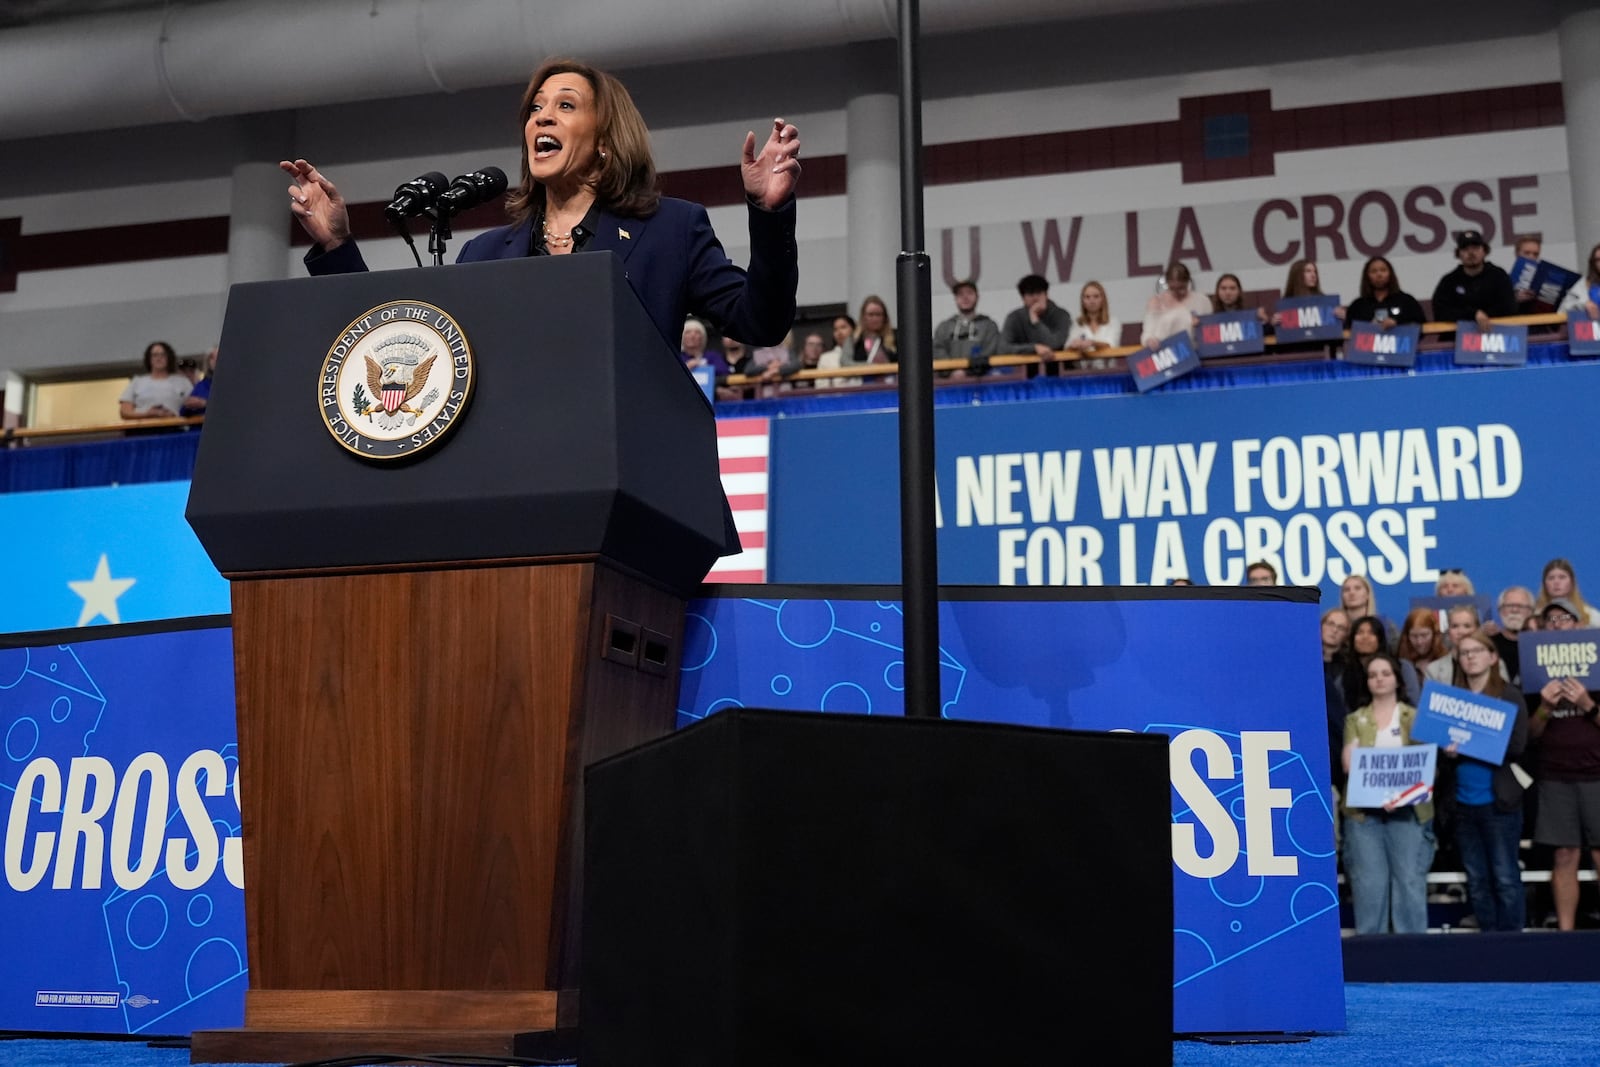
1528,597,1600,930
1486,585,1538,684
1435,628,1530,931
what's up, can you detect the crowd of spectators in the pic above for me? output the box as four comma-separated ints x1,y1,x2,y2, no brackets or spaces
682,229,1600,395
1292,556,1600,933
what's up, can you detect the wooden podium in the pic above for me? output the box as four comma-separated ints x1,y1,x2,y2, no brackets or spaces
185,254,730,1062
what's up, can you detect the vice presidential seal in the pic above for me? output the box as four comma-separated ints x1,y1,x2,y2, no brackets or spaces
318,300,475,459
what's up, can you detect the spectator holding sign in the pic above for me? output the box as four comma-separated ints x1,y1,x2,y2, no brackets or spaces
1435,628,1531,932
1342,651,1434,934
1559,243,1600,321
1345,257,1426,328
1512,234,1543,312
1527,597,1600,930
1140,262,1211,348
1537,558,1600,626
1431,230,1517,330
1210,272,1268,323
1273,259,1345,320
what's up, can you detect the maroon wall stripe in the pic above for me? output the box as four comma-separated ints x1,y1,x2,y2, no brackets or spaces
4,82,1566,283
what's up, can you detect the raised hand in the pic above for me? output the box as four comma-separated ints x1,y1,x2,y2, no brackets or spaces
280,158,351,251
741,118,802,212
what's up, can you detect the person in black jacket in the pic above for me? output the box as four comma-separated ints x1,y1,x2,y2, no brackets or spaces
1431,230,1518,328
1346,256,1426,327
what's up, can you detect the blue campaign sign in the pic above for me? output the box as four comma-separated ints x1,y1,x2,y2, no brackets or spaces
690,364,716,401
1454,323,1529,366
1344,322,1419,367
1517,628,1600,694
1568,310,1600,358
1509,256,1540,294
1411,680,1520,764
677,586,1344,1034
0,481,229,636
1274,296,1344,342
1129,330,1200,393
766,362,1600,612
1344,744,1436,809
0,621,245,1035
1195,311,1265,358
1532,261,1582,310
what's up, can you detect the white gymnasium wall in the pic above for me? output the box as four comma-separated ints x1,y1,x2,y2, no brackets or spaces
0,20,1574,377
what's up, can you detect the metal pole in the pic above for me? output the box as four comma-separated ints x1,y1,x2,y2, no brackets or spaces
895,0,940,718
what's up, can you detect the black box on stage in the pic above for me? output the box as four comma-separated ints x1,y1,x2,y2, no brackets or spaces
581,707,1174,1066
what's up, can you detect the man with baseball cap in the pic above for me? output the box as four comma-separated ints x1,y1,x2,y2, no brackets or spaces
932,278,1001,376
1431,229,1518,329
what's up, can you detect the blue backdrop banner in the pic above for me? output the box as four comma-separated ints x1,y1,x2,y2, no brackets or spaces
677,586,1345,1034
0,620,244,1035
767,362,1600,610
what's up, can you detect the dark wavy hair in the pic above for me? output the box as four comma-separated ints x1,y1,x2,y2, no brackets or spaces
505,57,660,224
142,341,176,373
1357,256,1404,301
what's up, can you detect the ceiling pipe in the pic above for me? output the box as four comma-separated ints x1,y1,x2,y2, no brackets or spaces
0,0,1236,141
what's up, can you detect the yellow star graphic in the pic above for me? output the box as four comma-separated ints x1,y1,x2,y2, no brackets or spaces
68,553,137,626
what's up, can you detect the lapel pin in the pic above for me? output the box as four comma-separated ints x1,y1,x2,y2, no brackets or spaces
618,227,631,240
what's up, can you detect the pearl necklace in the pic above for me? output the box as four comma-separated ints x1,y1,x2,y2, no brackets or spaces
542,218,574,249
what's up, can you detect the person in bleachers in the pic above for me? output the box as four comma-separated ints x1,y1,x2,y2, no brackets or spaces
932,279,1001,374
1537,557,1600,626
1321,607,1353,793
1209,272,1269,324
1345,257,1426,327
1270,260,1346,345
1397,606,1447,684
1436,568,1476,597
1342,616,1419,712
772,331,826,389
1431,230,1517,329
1513,233,1543,312
1341,650,1434,934
1559,243,1600,320
1139,261,1210,348
1435,627,1530,932
1527,597,1600,931
817,313,859,388
854,294,897,368
1485,585,1538,684
680,317,729,375
180,345,218,415
118,341,192,420
1338,573,1396,641
1000,274,1071,362
1244,560,1276,586
1064,281,1121,369
1427,603,1490,683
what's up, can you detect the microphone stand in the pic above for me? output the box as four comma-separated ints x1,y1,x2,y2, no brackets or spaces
427,209,451,266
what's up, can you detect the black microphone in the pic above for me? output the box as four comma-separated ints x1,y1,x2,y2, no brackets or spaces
434,166,509,217
383,171,449,222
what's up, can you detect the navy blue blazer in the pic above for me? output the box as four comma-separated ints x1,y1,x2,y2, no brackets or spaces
307,196,798,351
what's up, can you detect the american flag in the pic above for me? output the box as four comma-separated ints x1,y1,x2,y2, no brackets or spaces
706,417,768,583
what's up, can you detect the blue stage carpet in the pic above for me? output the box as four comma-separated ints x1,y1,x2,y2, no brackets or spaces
3,983,1597,1066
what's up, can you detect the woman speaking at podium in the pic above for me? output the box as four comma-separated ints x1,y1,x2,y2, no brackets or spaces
280,56,801,352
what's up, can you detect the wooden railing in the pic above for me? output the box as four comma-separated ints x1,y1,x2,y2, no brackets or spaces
2,414,204,446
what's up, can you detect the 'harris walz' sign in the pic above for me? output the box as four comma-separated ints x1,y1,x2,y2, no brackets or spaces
1130,330,1200,393
1454,323,1528,366
1518,628,1600,693
1344,322,1420,367
1195,311,1265,358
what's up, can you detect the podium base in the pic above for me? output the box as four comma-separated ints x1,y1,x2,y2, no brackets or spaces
189,1025,579,1064
190,988,577,1064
